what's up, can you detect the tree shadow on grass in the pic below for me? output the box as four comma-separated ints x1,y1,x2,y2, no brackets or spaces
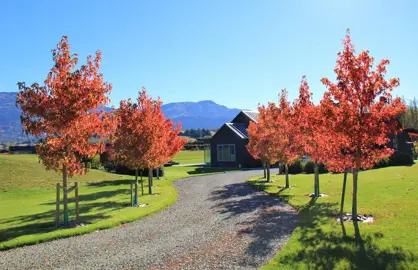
280,225,417,269
251,180,294,203
0,200,126,244
0,178,154,247
87,179,134,187
41,185,135,206
275,199,417,269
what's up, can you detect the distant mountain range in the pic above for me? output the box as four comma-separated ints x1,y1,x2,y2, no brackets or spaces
161,100,241,129
0,92,25,142
0,92,241,142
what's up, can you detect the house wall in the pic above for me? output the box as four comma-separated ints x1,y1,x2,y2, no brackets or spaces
240,139,262,168
210,125,260,168
388,131,413,154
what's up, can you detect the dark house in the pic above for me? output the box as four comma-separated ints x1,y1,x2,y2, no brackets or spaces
9,145,36,154
389,128,416,155
210,111,261,168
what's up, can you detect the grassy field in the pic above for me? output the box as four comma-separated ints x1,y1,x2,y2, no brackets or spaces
172,150,204,164
248,164,418,269
0,154,221,250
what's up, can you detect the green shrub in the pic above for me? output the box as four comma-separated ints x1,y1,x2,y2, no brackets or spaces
389,151,414,166
288,159,302,174
303,160,328,174
103,162,165,177
303,160,315,174
318,163,328,174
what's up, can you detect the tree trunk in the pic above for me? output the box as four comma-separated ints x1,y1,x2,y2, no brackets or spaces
63,165,69,225
352,168,361,240
151,169,154,186
134,169,139,206
148,168,152,195
156,166,160,180
141,169,144,196
285,165,289,188
266,163,271,182
263,163,267,179
340,170,348,237
314,162,319,197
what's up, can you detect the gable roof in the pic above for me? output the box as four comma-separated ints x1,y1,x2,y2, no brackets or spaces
226,123,248,139
231,110,259,124
211,110,258,141
242,110,258,122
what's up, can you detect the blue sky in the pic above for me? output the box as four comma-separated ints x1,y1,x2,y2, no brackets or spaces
1,0,417,109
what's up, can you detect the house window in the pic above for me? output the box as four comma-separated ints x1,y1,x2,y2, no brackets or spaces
217,144,236,161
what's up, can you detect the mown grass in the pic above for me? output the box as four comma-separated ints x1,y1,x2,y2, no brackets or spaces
248,164,418,269
172,150,204,164
0,154,121,190
0,154,222,250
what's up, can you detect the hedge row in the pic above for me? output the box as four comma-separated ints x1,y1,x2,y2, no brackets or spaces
103,161,165,177
374,151,414,168
278,159,328,175
276,151,414,175
89,152,166,177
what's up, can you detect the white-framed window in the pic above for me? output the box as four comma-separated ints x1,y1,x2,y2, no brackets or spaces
217,144,236,162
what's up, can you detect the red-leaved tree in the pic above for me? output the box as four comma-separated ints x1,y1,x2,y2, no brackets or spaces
16,36,113,225
247,104,279,182
274,89,301,188
248,89,300,186
293,76,328,197
112,89,186,202
321,30,406,238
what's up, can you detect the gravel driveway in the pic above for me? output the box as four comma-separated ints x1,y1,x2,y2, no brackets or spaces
0,169,297,269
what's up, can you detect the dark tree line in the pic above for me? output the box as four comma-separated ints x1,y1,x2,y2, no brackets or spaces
180,128,211,138
400,97,418,130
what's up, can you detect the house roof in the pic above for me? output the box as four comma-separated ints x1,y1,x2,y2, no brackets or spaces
211,110,258,141
226,123,248,139
242,110,258,123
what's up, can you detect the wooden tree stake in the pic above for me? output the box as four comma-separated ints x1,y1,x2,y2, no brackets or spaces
130,183,133,205
75,182,79,222
56,183,60,228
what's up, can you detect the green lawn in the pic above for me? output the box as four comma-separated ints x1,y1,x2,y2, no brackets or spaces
172,150,204,164
0,154,221,250
248,164,418,269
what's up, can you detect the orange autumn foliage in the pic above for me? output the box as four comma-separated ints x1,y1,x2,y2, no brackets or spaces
111,88,186,171
273,89,302,166
247,89,300,167
293,76,325,164
16,36,113,176
320,30,406,170
247,104,279,167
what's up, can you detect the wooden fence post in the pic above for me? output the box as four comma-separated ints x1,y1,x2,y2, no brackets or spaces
75,182,79,222
56,183,60,228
